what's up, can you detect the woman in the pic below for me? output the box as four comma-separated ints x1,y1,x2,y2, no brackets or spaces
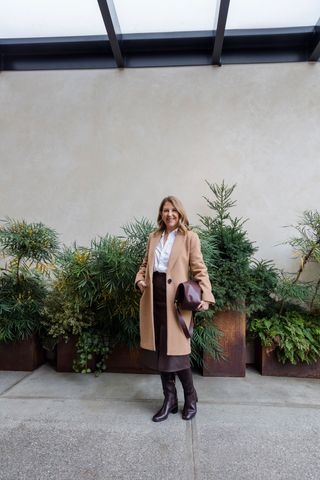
135,196,215,422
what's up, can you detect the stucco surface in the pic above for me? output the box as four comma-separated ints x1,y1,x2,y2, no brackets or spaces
1,63,319,268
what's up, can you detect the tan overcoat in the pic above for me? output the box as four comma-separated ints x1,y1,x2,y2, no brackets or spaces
135,230,215,356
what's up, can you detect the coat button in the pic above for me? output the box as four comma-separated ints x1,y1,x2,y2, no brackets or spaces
167,279,172,284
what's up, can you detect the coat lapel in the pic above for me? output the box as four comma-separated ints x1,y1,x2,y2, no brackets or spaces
147,231,161,278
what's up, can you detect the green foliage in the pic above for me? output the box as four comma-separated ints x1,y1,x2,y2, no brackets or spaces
113,315,140,349
41,287,95,340
287,210,320,261
191,313,224,368
91,219,155,348
0,272,46,342
0,218,59,278
42,219,155,371
284,210,320,313
249,210,320,365
55,245,96,306
91,235,138,315
83,234,140,356
250,312,320,365
122,217,155,265
198,181,257,312
200,181,237,226
40,245,96,347
275,274,312,307
73,330,110,374
0,219,59,343
245,260,279,316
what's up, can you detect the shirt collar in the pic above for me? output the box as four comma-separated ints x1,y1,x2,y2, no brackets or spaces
161,228,178,238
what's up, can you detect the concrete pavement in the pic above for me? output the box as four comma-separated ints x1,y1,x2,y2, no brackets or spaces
1,365,320,480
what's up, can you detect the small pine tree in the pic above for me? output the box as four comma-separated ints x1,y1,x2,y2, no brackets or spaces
198,181,257,312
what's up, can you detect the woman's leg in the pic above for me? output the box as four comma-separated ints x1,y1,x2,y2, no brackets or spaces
152,371,178,422
177,368,198,420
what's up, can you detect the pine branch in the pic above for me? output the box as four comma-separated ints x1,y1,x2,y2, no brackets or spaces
310,277,320,312
292,237,320,285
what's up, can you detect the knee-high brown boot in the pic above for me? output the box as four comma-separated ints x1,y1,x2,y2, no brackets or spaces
152,372,178,422
177,368,198,421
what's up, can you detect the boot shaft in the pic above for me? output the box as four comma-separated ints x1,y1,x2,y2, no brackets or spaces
160,372,177,398
177,368,195,396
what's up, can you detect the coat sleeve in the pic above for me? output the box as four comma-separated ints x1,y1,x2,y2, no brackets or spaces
189,231,215,304
134,234,151,288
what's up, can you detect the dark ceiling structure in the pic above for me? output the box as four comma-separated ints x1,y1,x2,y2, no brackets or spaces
0,0,319,71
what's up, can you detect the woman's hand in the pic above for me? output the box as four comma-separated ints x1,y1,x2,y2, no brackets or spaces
137,280,147,293
197,300,209,311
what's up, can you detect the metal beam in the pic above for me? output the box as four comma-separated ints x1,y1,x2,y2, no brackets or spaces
309,18,320,62
97,0,124,68
0,28,315,71
211,0,230,66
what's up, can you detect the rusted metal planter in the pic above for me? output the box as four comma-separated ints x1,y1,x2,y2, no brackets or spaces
106,345,155,374
56,336,96,373
0,334,45,371
202,310,246,377
56,338,152,374
56,336,77,372
56,336,95,373
256,343,320,378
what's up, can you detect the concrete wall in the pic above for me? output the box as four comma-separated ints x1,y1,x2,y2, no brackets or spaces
1,63,319,270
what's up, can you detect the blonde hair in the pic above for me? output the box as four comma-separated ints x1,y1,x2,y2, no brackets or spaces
156,196,189,234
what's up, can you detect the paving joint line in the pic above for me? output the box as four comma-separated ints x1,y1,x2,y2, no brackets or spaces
191,418,199,480
0,371,33,397
185,421,195,480
1,396,320,410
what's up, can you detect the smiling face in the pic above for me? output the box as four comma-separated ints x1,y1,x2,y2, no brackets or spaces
161,201,180,233
157,196,189,234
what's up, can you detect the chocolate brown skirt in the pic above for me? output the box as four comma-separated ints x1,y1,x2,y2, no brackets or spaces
141,272,190,373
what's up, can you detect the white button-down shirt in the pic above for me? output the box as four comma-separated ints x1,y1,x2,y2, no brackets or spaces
154,229,177,273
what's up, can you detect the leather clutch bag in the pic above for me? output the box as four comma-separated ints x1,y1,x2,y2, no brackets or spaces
174,280,201,338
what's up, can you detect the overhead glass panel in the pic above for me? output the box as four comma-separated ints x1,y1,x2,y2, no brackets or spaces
1,0,318,40
0,0,106,39
114,0,219,34
226,0,320,30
